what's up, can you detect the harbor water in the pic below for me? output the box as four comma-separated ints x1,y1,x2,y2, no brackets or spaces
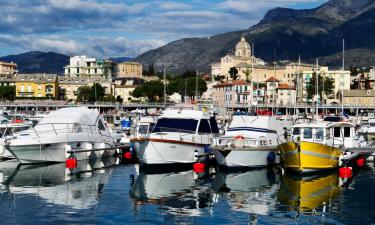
0,157,374,225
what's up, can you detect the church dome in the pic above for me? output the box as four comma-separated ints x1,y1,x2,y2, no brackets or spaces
235,36,251,51
235,36,251,58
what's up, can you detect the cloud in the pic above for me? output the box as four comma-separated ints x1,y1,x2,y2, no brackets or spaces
0,34,165,58
0,0,329,57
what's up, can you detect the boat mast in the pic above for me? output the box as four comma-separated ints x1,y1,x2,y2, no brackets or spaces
272,48,276,116
163,66,166,107
341,39,345,116
195,69,199,102
316,58,319,119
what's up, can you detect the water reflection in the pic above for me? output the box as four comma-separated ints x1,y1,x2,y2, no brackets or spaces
130,169,214,217
277,171,340,215
1,157,118,210
213,168,280,216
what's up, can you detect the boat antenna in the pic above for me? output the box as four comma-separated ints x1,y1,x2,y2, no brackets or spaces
341,39,345,116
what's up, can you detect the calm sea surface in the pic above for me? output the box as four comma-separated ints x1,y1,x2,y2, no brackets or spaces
0,157,374,225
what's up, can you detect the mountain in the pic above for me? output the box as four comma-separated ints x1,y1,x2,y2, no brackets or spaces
109,57,133,63
0,51,69,74
135,0,375,74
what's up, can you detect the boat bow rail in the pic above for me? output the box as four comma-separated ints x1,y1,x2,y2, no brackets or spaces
29,123,107,138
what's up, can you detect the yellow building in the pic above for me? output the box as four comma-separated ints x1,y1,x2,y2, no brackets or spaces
0,61,17,74
116,62,142,78
15,74,58,99
58,76,114,101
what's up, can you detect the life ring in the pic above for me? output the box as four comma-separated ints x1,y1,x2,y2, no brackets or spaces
234,135,245,140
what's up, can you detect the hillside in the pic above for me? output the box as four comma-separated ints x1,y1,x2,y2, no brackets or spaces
0,51,69,74
135,0,375,74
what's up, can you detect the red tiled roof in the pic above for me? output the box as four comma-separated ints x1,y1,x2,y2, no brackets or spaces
264,77,280,82
213,80,250,88
277,83,295,90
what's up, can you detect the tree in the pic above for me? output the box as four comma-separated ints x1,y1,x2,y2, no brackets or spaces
116,95,123,103
213,75,225,82
91,83,105,102
167,76,207,100
306,72,334,103
243,68,252,82
77,86,91,102
132,80,164,101
0,86,15,100
229,67,239,80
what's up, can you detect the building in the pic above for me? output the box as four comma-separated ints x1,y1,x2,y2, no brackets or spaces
276,83,296,106
0,61,17,75
116,62,142,78
264,77,279,104
58,76,114,101
15,74,58,99
64,56,115,80
0,74,15,87
342,90,375,107
212,80,252,107
298,66,351,103
114,77,145,103
211,37,266,81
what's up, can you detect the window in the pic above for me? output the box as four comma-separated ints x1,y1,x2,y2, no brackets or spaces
334,127,341,138
198,119,211,133
209,117,219,133
315,128,324,140
153,118,198,133
293,128,300,135
344,127,351,137
303,128,312,139
98,119,106,131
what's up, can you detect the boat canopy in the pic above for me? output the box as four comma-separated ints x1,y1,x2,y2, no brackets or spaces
37,107,99,126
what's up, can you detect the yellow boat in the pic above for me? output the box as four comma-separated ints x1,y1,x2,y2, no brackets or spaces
279,121,361,173
277,172,340,212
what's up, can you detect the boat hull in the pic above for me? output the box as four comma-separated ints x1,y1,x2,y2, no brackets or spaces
212,148,278,168
8,141,115,164
278,141,341,173
135,138,207,165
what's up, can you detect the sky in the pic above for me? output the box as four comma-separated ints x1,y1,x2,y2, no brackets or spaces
0,0,328,58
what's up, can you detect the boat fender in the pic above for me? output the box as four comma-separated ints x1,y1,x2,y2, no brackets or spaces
339,167,352,178
66,157,77,169
193,162,205,173
267,151,276,164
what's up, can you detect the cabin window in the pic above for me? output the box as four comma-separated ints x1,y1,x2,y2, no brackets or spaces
198,119,211,133
138,125,149,134
334,127,341,138
326,129,330,139
303,128,312,139
209,117,220,134
315,128,324,140
98,119,106,131
153,118,198,133
293,128,300,135
344,127,351,137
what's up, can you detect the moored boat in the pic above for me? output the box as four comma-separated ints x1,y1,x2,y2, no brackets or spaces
211,115,289,169
131,108,219,166
278,121,365,174
6,107,116,164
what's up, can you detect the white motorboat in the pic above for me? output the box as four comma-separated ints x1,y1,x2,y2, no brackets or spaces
211,115,288,168
131,109,219,165
6,107,116,164
358,118,375,140
0,116,32,159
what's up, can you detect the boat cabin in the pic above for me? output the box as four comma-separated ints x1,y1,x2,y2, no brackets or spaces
291,122,357,147
152,109,219,135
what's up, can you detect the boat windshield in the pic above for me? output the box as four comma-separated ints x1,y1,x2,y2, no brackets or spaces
369,123,375,127
152,118,198,133
138,125,149,134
